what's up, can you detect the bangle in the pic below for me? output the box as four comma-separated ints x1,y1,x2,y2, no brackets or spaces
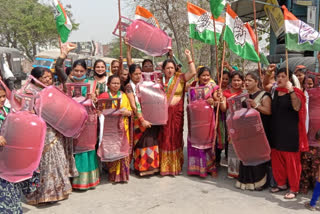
188,61,193,64
138,116,144,122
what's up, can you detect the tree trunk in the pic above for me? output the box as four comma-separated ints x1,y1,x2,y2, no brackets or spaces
164,4,182,60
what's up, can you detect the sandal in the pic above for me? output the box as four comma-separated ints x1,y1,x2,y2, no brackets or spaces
284,191,298,199
270,186,288,193
305,202,316,211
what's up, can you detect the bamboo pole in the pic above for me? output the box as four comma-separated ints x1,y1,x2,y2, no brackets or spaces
213,18,220,81
285,48,289,76
253,0,261,77
189,38,195,62
212,41,226,154
118,0,123,71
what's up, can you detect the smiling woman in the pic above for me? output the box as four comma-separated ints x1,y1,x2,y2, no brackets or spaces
158,49,196,176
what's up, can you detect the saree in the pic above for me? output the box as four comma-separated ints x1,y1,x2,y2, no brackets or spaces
72,79,100,190
187,80,218,177
125,83,160,176
98,91,132,182
26,125,72,204
235,91,270,190
158,72,186,176
223,89,242,178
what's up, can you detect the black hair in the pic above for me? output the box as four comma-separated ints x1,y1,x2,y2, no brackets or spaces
93,59,107,77
223,70,231,77
129,64,142,75
197,66,211,78
307,74,316,86
111,60,119,66
295,67,307,74
142,59,153,67
31,67,53,80
72,59,87,70
93,59,106,70
230,70,244,81
107,74,120,85
246,71,262,89
123,64,142,86
276,67,296,86
276,67,293,79
66,67,72,76
316,130,320,141
162,59,176,70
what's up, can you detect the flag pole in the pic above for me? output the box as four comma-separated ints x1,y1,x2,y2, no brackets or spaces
118,0,123,72
253,0,261,77
285,48,289,76
212,40,226,156
213,18,220,81
189,38,195,62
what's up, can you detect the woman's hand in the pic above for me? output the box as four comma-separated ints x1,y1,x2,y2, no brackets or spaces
247,99,257,108
207,98,214,106
185,49,192,61
141,120,152,128
168,49,173,59
124,38,131,49
0,136,6,147
266,64,276,76
223,62,233,71
286,81,294,92
60,42,77,59
120,108,131,117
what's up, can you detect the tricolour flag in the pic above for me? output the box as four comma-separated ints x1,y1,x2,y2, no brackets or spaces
210,0,226,19
135,6,160,28
188,2,225,45
223,4,260,62
52,0,72,43
282,5,320,51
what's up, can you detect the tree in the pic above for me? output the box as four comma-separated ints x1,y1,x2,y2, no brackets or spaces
0,0,79,61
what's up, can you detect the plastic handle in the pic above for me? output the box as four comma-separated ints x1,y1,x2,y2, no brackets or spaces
188,86,208,103
20,75,47,95
142,72,162,83
97,98,121,111
227,93,250,113
10,90,38,112
65,83,91,100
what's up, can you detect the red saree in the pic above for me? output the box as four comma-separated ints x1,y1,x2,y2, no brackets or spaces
158,72,186,176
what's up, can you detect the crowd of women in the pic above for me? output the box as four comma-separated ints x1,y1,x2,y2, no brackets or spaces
1,40,320,213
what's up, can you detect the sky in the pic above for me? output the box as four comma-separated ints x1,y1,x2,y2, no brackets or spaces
41,0,133,44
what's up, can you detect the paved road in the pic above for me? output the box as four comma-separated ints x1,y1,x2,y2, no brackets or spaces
23,104,313,214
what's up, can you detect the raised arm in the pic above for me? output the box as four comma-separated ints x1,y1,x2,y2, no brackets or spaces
184,49,196,82
263,64,276,92
125,39,133,67
55,42,77,84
